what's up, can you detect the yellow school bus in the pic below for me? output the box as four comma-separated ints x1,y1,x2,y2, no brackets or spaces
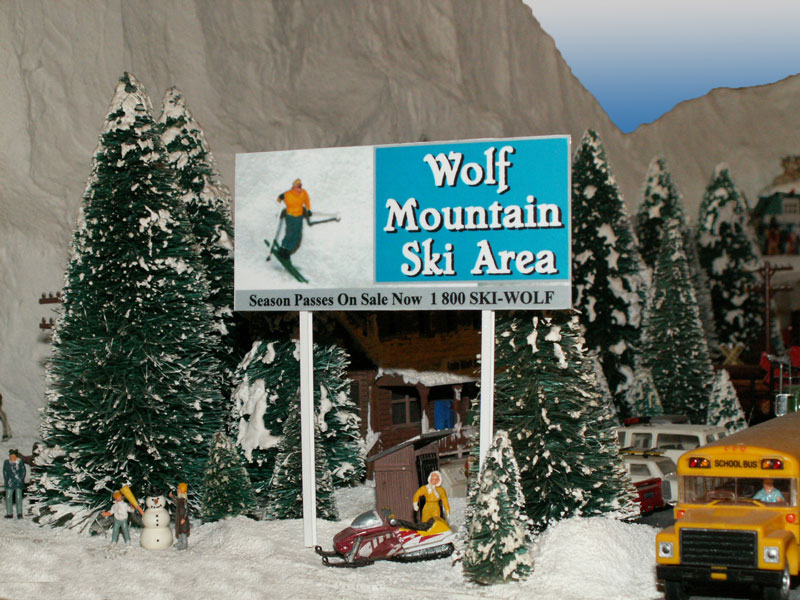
656,412,800,600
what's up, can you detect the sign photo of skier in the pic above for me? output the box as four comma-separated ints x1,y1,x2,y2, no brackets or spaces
235,146,375,291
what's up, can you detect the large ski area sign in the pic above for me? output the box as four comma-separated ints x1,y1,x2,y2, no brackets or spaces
234,136,571,311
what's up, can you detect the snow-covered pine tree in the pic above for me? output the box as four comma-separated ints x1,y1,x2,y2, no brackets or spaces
263,392,338,521
34,73,224,528
706,369,747,432
643,219,715,423
623,355,664,418
696,164,764,352
683,226,722,361
158,87,242,397
635,156,687,268
229,339,363,502
572,130,647,416
491,310,638,533
201,431,257,522
462,430,533,585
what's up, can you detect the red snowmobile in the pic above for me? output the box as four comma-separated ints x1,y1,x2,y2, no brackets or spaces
315,508,456,567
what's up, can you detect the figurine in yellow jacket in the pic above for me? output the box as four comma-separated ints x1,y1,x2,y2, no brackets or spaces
412,470,450,522
276,178,311,258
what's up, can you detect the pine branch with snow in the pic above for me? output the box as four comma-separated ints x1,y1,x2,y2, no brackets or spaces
571,130,648,416
695,164,764,350
635,156,686,269
706,369,747,432
228,339,364,504
263,393,338,521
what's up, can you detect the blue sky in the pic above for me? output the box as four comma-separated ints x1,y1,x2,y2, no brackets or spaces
523,1,800,133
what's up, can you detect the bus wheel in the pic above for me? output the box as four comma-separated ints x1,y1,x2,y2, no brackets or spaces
664,580,688,600
762,565,791,600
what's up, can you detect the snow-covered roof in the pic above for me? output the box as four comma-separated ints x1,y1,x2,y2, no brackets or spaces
375,368,477,387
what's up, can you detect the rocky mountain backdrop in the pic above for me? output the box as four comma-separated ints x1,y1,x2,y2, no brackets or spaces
1,0,798,422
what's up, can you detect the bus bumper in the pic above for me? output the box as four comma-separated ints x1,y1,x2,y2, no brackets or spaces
657,564,785,587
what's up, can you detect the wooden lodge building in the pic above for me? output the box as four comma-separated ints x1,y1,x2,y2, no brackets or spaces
331,311,481,463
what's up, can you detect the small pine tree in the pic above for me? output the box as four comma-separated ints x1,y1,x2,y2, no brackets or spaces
491,310,638,532
696,164,764,351
643,219,715,423
635,157,687,268
623,355,664,418
572,130,647,414
263,393,338,521
706,370,747,432
201,431,257,522
462,430,533,585
228,340,364,502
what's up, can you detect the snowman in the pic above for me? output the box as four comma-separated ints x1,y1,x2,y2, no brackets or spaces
140,492,173,550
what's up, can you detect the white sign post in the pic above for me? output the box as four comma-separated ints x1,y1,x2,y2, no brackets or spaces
299,311,317,547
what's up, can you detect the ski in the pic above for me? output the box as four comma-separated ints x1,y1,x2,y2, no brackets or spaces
264,240,309,283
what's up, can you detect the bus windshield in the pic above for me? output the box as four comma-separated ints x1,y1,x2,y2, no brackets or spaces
680,476,795,506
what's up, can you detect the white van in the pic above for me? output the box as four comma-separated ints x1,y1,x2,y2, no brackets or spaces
616,422,728,463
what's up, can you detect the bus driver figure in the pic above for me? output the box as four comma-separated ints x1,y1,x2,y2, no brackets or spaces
754,478,786,504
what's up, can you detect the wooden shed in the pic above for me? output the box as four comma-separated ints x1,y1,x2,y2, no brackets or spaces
367,430,453,522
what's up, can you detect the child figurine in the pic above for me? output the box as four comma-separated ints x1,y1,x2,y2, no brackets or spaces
170,482,190,550
102,490,144,544
412,470,451,523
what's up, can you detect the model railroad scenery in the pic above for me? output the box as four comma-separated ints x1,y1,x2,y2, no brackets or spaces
2,2,800,599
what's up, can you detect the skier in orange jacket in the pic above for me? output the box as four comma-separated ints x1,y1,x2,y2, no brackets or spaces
275,178,311,258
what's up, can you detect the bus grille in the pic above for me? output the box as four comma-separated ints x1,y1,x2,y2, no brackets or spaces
680,529,757,567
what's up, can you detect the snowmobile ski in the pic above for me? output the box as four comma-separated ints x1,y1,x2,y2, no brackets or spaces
264,240,309,283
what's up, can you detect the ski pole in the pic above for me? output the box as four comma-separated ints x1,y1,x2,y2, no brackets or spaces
266,209,286,262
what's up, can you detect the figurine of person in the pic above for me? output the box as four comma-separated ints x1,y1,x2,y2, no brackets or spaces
3,449,26,519
754,478,786,504
102,490,144,544
0,392,12,441
275,178,311,258
170,482,191,550
412,470,450,523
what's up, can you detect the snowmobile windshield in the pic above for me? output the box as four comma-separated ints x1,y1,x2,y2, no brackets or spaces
350,510,383,529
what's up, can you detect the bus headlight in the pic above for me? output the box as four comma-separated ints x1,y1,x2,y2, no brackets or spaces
764,546,780,564
658,542,674,558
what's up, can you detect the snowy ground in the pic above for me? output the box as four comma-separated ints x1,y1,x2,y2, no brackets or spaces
0,485,665,600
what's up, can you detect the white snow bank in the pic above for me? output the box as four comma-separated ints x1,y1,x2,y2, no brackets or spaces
0,486,663,600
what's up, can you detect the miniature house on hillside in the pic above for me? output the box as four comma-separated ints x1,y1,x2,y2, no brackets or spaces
752,156,800,256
